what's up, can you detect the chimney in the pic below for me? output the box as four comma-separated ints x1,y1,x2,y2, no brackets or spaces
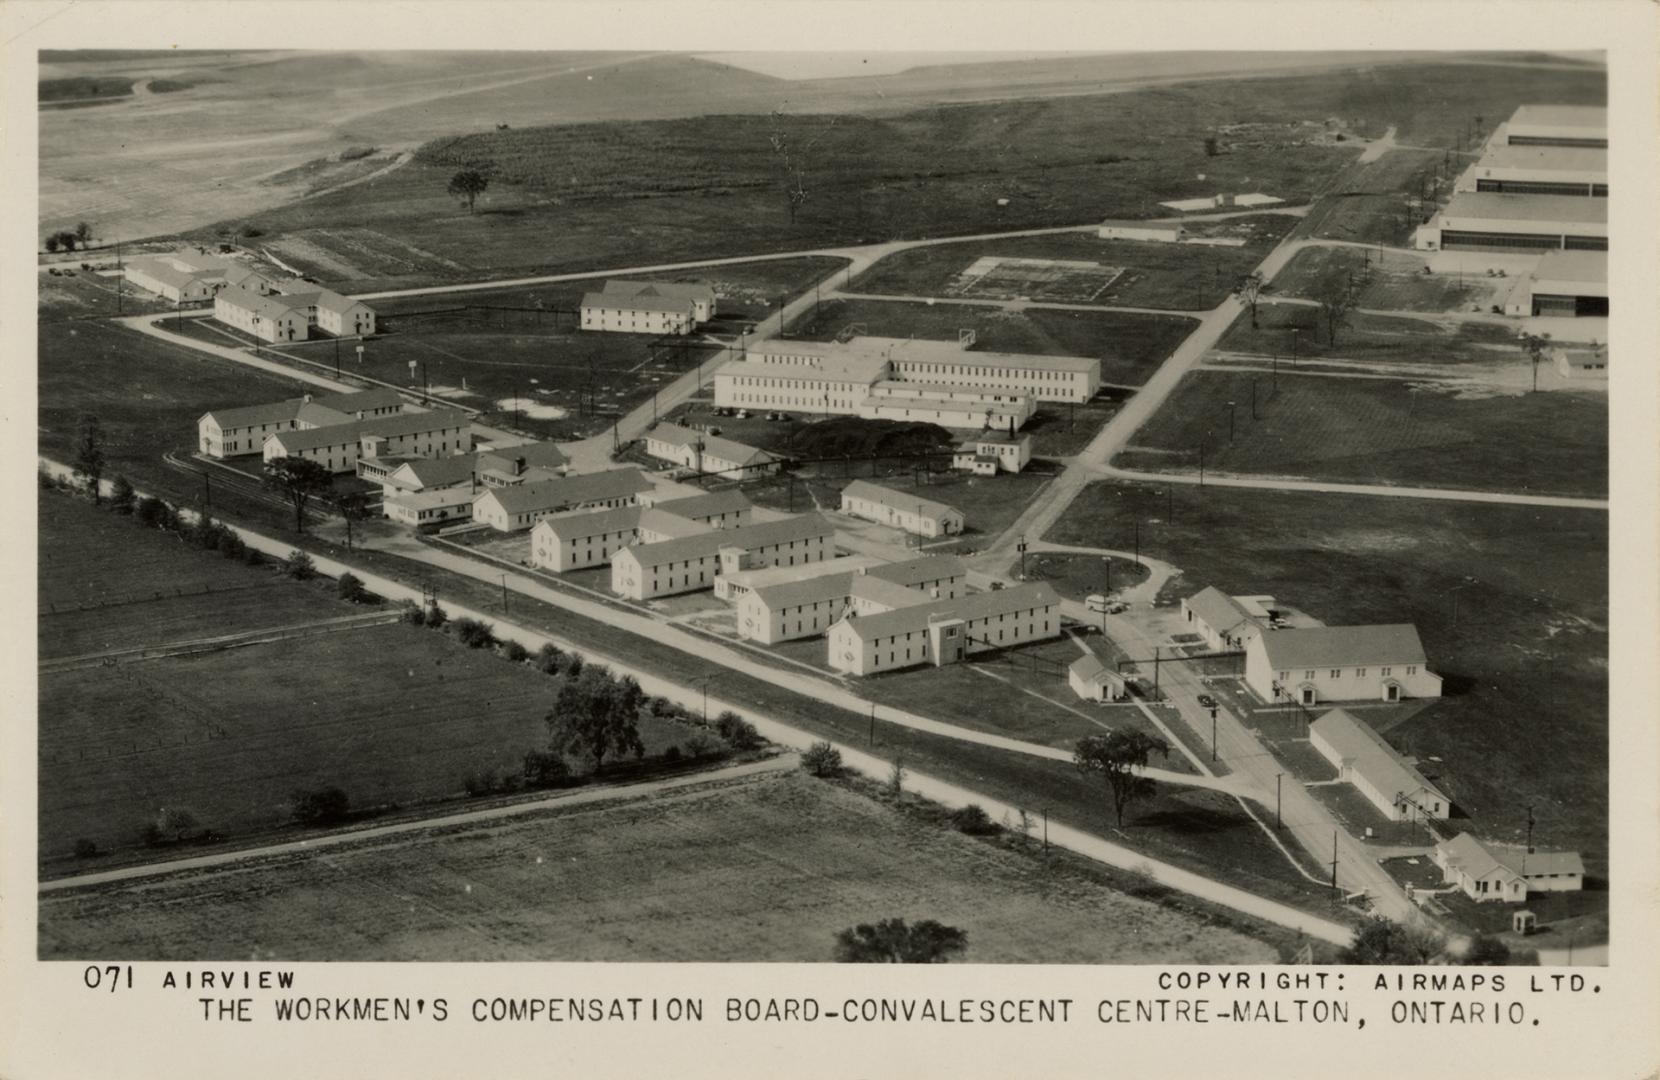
303,393,313,404
515,456,526,476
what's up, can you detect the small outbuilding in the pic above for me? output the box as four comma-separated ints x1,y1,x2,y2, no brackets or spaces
1098,220,1185,244
1068,655,1128,702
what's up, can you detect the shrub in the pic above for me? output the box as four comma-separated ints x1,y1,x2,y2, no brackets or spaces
562,652,583,679
661,745,683,765
801,741,843,778
424,603,448,629
241,225,264,238
134,495,164,527
453,617,497,649
887,759,907,796
404,601,427,626
682,731,722,759
337,572,369,603
109,475,136,515
649,696,681,720
464,767,520,797
950,804,998,835
241,544,263,567
536,643,562,674
503,640,529,663
45,235,60,253
291,787,351,827
284,549,317,580
523,749,571,788
217,529,246,560
144,806,201,846
73,838,99,859
727,717,762,750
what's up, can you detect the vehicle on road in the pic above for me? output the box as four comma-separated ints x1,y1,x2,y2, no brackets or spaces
1197,693,1217,709
1086,594,1127,614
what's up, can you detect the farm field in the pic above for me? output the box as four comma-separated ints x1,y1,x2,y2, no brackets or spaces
788,298,1199,388
1047,480,1609,871
850,215,1298,311
1272,245,1517,314
38,618,705,865
40,769,1284,963
1114,368,1608,498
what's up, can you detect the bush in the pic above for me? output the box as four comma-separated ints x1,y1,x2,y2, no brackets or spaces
73,838,99,859
291,787,351,827
424,603,448,629
284,549,317,580
562,652,583,679
404,601,427,625
241,544,263,567
134,495,164,527
503,640,529,663
216,529,246,560
45,235,59,253
523,749,571,788
143,806,202,846
109,475,136,515
241,225,264,238
661,745,683,765
463,766,521,797
536,643,562,674
453,617,497,649
714,711,762,748
682,731,723,760
649,696,682,719
950,804,998,836
337,572,369,603
802,741,843,778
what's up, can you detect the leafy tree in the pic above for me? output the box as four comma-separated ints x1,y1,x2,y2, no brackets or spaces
536,642,563,674
145,806,202,846
291,787,350,826
108,474,136,515
715,710,761,750
681,731,721,759
1339,915,1448,964
1315,275,1358,347
1520,331,1552,393
262,456,332,533
453,617,497,649
1460,933,1536,966
546,667,645,773
332,488,372,551
447,168,490,212
1236,270,1266,329
950,804,998,835
73,413,106,504
44,234,59,254
523,749,571,788
75,221,92,245
284,549,317,580
834,918,968,963
424,602,448,629
504,640,529,663
801,741,843,778
1074,730,1171,826
337,571,369,603
563,652,584,679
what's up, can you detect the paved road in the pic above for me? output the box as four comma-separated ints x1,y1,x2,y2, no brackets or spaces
1095,462,1609,510
836,290,1202,317
41,755,797,892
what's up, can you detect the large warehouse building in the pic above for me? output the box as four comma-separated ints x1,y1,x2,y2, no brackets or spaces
1501,104,1607,148
1454,144,1607,197
1504,249,1608,318
1413,192,1607,253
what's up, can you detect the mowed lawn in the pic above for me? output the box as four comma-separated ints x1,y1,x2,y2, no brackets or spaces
1115,368,1608,498
1216,301,1522,365
38,621,700,863
38,491,363,659
1048,481,1609,870
1272,245,1516,314
851,216,1297,311
39,770,1279,963
788,297,1198,387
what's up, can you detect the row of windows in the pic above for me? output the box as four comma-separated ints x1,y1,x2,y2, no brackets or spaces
1475,178,1602,196
1506,135,1607,148
1279,665,1417,680
895,362,1082,382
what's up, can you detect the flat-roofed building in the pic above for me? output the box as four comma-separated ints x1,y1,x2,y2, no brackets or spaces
1414,192,1607,253
580,280,715,335
827,582,1061,676
1308,708,1451,822
1504,249,1608,317
953,431,1032,474
264,408,469,475
840,479,964,538
1097,220,1185,243
472,468,654,532
642,422,782,480
859,384,1034,430
713,353,893,415
198,387,405,459
1245,624,1442,705
1502,104,1607,148
610,513,834,601
877,336,1100,404
1456,144,1607,197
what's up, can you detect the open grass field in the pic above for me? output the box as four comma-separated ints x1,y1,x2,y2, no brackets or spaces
38,267,172,320
39,769,1284,962
789,298,1199,388
1272,245,1516,314
37,490,364,659
39,75,133,105
1024,551,1152,601
852,216,1298,311
38,619,704,865
1297,147,1451,247
1217,300,1521,365
1114,368,1608,498
1048,480,1608,871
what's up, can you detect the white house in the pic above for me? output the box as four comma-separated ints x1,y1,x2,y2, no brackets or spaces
1068,655,1128,702
315,292,377,337
610,514,834,601
1180,587,1273,652
263,408,469,475
859,385,1034,431
1413,192,1607,253
1245,624,1442,706
1434,833,1585,903
382,486,477,528
953,431,1032,475
839,479,964,538
123,250,277,304
471,468,655,532
642,422,782,480
1553,344,1608,378
1098,220,1185,243
827,582,1061,676
215,285,310,343
1307,708,1451,822
528,494,743,574
580,280,715,335
635,489,752,530
734,555,965,644
197,387,406,460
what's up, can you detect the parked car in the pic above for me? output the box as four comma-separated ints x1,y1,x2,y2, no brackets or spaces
989,581,1005,591
1197,693,1217,709
1085,594,1109,613
735,410,749,419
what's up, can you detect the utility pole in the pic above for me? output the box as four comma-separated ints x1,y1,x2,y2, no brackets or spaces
1042,807,1049,853
202,470,212,515
1210,706,1218,762
1153,645,1162,697
1018,535,1028,580
115,238,123,315
1133,520,1140,567
500,574,509,613
1198,441,1205,487
1227,400,1236,443
868,704,875,747
1330,831,1340,895
1166,485,1173,524
1290,327,1300,367
1276,772,1283,829
1250,379,1258,420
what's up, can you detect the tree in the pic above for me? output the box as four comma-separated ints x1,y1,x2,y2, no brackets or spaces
523,749,571,788
284,549,317,580
44,234,59,254
73,413,106,504
1236,270,1266,329
453,617,497,649
1339,915,1447,964
1461,934,1517,966
715,710,761,750
1073,730,1171,826
447,168,490,213
263,456,332,533
1316,275,1358,347
834,918,968,963
1520,331,1552,393
109,475,136,516
767,111,836,225
337,571,369,603
801,741,843,777
546,667,645,773
333,489,371,551
75,221,92,246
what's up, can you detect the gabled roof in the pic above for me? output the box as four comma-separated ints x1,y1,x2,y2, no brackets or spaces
475,440,569,476
1310,709,1448,809
384,486,478,512
390,453,483,489
969,431,1031,447
1185,586,1256,636
646,422,780,469
356,408,468,439
1069,655,1123,684
637,508,713,540
600,279,716,303
314,291,373,315
533,505,644,542
750,571,858,611
476,468,654,516
1099,219,1183,232
841,479,963,522
216,283,311,322
619,513,832,569
1256,624,1429,670
849,573,928,611
868,554,964,587
311,386,405,415
651,489,751,520
581,287,699,314
838,582,1060,642
201,387,402,432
